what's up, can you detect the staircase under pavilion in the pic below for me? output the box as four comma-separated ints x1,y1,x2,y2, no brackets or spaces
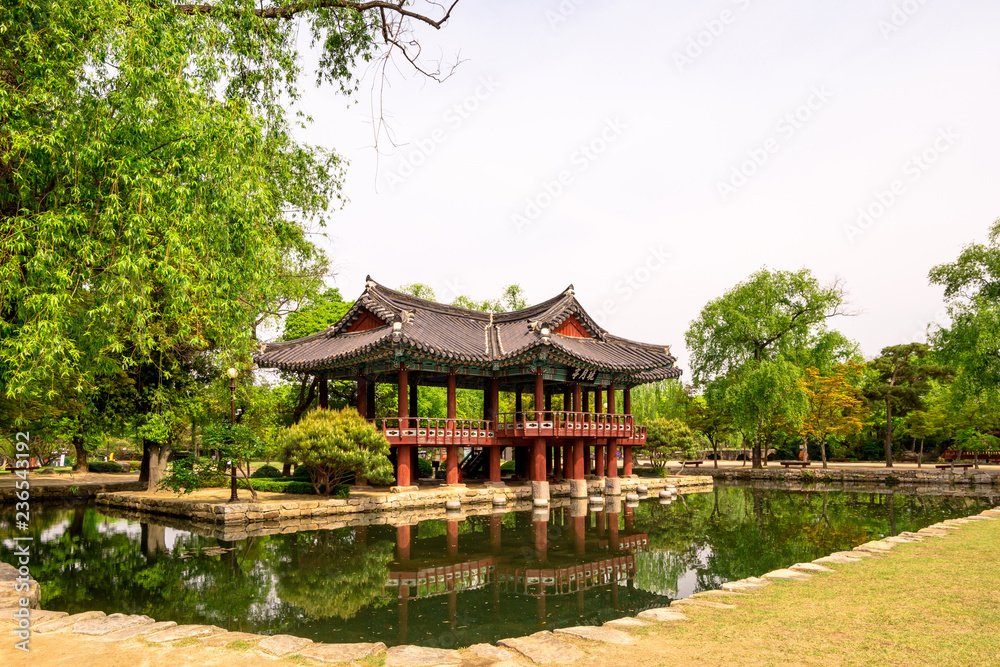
255,277,682,499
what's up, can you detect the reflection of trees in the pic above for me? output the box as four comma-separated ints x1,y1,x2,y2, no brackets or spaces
627,486,991,596
276,529,393,620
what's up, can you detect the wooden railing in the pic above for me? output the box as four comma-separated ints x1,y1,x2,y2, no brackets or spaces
370,413,647,445
941,449,1000,463
496,411,646,443
370,418,493,446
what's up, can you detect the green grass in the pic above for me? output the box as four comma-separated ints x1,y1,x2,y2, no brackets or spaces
172,637,202,648
578,511,1000,667
225,640,255,650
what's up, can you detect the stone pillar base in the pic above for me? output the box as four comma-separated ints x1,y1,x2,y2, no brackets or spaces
569,479,588,499
605,477,622,496
531,480,550,501
390,485,419,494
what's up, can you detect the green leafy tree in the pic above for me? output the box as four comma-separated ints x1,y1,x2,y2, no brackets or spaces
685,268,847,468
687,389,734,469
1,0,461,488
279,408,393,493
929,220,1000,397
798,362,868,468
159,423,266,501
863,344,953,468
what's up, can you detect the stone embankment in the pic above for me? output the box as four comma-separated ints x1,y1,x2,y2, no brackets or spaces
0,477,143,504
95,475,708,527
681,465,999,486
8,504,998,666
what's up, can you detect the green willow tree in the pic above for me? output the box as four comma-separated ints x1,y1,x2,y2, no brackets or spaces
685,268,848,467
1,0,460,486
929,219,1000,397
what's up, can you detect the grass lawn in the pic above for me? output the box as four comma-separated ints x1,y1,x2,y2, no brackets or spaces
579,511,1000,667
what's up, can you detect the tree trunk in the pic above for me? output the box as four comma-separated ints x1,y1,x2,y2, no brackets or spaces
138,440,171,491
917,438,924,468
820,436,828,469
883,396,894,468
752,431,762,469
951,447,963,470
72,433,88,472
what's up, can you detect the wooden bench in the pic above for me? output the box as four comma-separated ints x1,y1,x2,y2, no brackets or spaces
780,461,811,468
680,460,704,468
936,463,974,470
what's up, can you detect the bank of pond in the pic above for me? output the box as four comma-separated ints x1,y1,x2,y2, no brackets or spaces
2,483,995,649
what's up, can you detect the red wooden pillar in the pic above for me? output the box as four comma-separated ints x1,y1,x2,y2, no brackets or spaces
609,509,619,551
447,519,459,559
532,437,546,482
396,524,411,563
573,438,585,480
534,372,544,422
488,378,502,483
356,375,367,416
563,443,573,479
573,383,582,413
446,373,459,485
623,385,633,476
319,375,329,409
396,368,410,487
606,384,617,478
594,387,604,476
534,515,547,564
409,375,419,479
573,513,585,556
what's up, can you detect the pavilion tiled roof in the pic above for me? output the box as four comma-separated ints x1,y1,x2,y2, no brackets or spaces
255,278,681,382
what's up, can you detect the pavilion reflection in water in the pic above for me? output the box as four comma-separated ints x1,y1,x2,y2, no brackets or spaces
383,500,654,641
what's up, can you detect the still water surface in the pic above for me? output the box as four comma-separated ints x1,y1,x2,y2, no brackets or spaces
2,484,993,648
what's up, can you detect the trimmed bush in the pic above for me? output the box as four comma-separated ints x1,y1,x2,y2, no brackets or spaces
279,408,394,494
417,456,433,479
242,478,349,497
88,461,125,473
291,464,313,481
500,460,516,473
251,464,282,479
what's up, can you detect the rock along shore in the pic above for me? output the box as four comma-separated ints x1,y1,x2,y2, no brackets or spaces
95,475,710,528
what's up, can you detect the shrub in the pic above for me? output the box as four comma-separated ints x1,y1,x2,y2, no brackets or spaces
417,456,433,479
244,479,350,497
500,460,516,473
635,467,668,478
251,464,282,479
279,408,394,495
640,418,703,467
88,461,125,473
292,464,313,481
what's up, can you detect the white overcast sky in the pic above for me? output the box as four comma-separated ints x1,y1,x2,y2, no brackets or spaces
287,0,1000,373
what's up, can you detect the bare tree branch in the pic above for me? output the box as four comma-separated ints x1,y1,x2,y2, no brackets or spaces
173,0,459,28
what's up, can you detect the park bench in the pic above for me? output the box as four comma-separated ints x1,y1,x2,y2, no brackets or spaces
680,460,704,468
780,461,811,468
935,463,974,470
4,465,41,473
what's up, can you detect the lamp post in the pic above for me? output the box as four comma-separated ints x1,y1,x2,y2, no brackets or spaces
227,367,239,503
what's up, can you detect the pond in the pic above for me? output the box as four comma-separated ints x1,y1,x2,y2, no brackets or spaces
2,484,994,648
